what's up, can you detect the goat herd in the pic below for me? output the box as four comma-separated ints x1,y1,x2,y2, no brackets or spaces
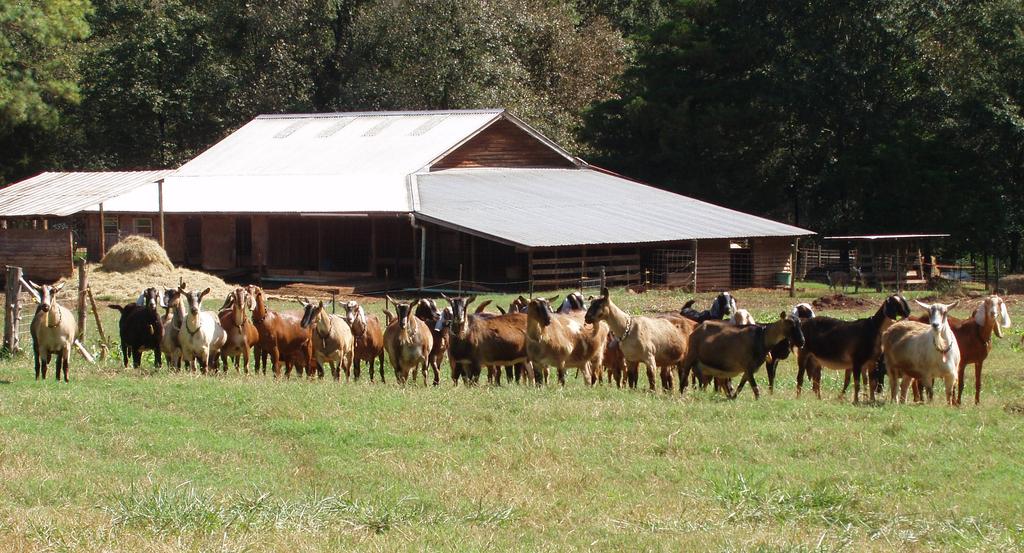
23,280,1013,406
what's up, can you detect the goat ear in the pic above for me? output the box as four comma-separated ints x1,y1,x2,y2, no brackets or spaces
548,295,560,304
178,282,187,291
52,281,66,293
159,293,168,308
23,281,41,302
199,287,211,300
439,293,450,302
496,305,506,315
946,300,959,310
999,301,1012,328
108,304,124,312
465,296,477,308
779,311,787,321
914,299,930,310
385,295,397,307
601,287,609,298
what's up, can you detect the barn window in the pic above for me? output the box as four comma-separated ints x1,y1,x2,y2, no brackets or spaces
134,218,153,236
103,216,119,234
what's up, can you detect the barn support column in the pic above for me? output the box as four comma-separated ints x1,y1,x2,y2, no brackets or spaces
419,224,427,291
158,178,165,248
99,202,106,257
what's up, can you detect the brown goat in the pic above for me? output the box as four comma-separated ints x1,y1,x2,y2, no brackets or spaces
219,287,260,373
680,313,805,399
444,295,529,386
383,297,433,384
344,300,386,382
251,287,313,378
526,297,608,386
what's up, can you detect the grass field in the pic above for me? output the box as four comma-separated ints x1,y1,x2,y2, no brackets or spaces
1,286,1023,552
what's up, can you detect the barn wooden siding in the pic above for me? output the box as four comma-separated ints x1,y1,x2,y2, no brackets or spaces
0,229,73,281
431,119,576,170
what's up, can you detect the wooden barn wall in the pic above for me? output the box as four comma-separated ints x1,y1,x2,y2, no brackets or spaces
750,237,793,288
252,215,269,268
0,229,73,281
695,239,732,291
694,237,793,291
201,216,235,270
431,119,576,170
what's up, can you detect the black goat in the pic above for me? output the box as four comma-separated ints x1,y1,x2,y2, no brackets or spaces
680,292,736,323
109,287,164,369
796,295,910,403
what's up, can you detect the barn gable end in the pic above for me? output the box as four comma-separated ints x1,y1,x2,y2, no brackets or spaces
430,118,577,170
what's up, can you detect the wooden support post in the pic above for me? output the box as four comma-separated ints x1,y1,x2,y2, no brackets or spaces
527,250,534,296
86,289,109,359
98,203,106,258
158,179,166,248
331,291,337,314
692,239,699,293
42,219,48,230
4,266,24,353
458,264,463,296
76,259,88,341
790,237,799,298
896,248,902,294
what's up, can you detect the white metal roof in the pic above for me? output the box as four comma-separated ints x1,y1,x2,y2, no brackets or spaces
415,168,812,247
143,109,506,213
0,170,173,217
825,234,950,241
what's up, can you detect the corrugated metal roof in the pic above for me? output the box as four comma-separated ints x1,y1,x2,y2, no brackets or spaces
825,234,950,241
84,174,410,214
149,109,506,213
415,168,812,247
0,171,173,217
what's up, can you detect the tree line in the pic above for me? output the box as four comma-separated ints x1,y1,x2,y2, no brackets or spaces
2,0,1022,269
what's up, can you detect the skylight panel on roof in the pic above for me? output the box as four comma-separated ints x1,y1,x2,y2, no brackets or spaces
273,120,310,138
409,114,449,136
317,117,354,137
363,118,395,137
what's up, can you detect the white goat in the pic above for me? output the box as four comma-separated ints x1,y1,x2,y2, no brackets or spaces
176,285,227,372
882,300,960,405
27,280,78,382
729,308,756,326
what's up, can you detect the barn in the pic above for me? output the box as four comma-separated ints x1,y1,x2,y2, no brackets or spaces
0,109,812,290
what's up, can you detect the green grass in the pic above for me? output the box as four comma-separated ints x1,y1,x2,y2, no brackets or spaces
1,286,1023,551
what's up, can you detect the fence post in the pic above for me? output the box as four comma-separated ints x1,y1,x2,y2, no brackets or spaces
790,238,798,298
458,264,463,296
76,259,88,341
5,266,23,353
331,291,337,314
86,289,109,360
601,266,606,290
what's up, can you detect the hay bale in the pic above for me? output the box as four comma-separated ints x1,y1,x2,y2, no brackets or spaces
100,236,173,272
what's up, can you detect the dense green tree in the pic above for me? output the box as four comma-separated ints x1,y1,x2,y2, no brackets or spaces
582,0,1024,261
0,0,91,130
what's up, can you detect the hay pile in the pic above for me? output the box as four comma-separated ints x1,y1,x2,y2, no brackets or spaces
59,236,234,302
100,236,174,272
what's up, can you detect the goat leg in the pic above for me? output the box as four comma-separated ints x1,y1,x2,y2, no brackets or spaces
974,362,983,405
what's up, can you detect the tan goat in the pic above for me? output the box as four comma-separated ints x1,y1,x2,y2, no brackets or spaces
301,299,355,380
27,280,78,382
383,297,433,384
584,288,689,391
526,297,608,386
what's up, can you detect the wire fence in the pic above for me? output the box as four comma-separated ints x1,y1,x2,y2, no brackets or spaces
797,246,1005,291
